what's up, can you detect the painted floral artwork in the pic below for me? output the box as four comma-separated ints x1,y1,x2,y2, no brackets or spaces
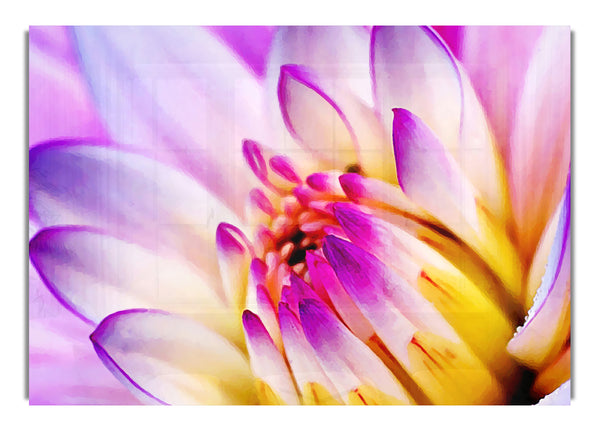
28,26,571,405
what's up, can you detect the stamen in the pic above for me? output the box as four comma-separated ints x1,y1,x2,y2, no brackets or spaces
269,155,302,184
249,188,276,217
242,139,268,181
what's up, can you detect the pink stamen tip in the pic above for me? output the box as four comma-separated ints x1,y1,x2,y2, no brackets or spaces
338,173,365,201
269,155,302,184
306,173,329,192
242,139,268,181
216,223,254,257
249,188,275,216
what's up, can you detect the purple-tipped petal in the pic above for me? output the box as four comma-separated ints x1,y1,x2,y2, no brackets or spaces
29,227,229,331
248,188,276,217
242,310,299,404
372,26,504,215
371,26,461,150
216,223,253,309
91,309,255,405
306,171,347,197
322,235,456,364
299,299,410,403
278,303,340,402
29,142,240,269
256,284,282,349
392,109,479,238
305,251,375,342
278,64,359,171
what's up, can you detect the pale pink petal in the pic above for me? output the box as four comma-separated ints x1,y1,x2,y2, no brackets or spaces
508,179,571,369
29,27,107,146
242,310,300,404
29,227,239,341
278,64,359,171
29,265,139,405
392,108,480,241
448,26,544,164
299,299,411,403
72,26,267,215
91,309,255,405
278,303,341,402
509,27,571,259
372,26,504,215
29,142,240,269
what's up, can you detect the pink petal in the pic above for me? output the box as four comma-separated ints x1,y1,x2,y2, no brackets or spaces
29,27,107,146
242,310,299,404
91,309,255,405
372,26,504,215
29,227,234,336
29,264,139,405
29,142,240,269
392,108,479,240
216,223,253,309
278,303,340,401
72,27,267,215
278,64,359,170
508,27,571,259
299,298,410,403
447,26,544,164
508,178,571,369
322,235,457,365
207,26,275,78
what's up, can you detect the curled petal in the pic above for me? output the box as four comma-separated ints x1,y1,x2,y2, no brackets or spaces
508,178,571,370
91,309,256,405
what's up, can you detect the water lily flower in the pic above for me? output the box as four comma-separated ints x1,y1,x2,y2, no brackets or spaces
29,25,570,405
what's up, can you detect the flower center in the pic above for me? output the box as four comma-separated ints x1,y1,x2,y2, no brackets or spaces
242,140,355,299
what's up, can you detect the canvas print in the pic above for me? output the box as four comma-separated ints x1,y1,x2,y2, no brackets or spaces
28,26,571,405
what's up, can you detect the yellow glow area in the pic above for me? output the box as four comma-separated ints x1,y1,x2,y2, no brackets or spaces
301,382,342,405
347,385,410,405
417,264,517,383
254,379,286,405
406,331,505,405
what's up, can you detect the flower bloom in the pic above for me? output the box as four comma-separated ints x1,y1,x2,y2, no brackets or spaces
29,26,570,405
